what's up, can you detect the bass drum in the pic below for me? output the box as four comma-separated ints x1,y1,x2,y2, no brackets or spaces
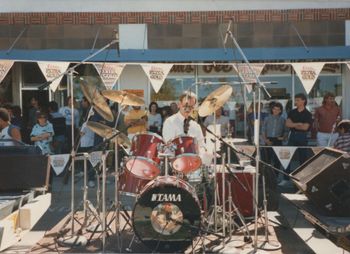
132,176,201,252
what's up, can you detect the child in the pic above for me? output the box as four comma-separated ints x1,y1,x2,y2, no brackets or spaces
334,120,350,153
30,112,54,155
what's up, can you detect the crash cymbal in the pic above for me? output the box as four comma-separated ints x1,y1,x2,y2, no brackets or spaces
198,85,233,117
79,78,114,122
86,121,131,148
101,90,144,106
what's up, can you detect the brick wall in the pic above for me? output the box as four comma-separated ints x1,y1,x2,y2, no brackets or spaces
0,9,349,25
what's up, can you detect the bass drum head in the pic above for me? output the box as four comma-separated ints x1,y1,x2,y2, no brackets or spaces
132,178,201,252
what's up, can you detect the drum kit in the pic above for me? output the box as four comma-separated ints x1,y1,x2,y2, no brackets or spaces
57,79,274,253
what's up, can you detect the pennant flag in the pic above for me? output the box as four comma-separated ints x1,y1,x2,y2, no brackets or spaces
38,61,70,92
50,154,70,176
232,63,265,93
141,64,173,93
94,63,125,90
292,62,324,94
272,146,297,169
0,60,14,84
89,151,103,167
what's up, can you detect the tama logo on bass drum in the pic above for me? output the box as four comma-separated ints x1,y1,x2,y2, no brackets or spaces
151,193,182,202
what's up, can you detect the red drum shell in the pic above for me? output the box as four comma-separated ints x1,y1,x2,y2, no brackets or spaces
130,132,164,165
170,135,202,174
119,169,151,195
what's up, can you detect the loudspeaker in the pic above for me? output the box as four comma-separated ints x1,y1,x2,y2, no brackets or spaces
291,148,350,216
0,146,50,192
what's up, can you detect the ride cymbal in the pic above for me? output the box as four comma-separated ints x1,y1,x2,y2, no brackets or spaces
101,90,144,106
79,78,114,122
198,85,233,117
86,121,130,148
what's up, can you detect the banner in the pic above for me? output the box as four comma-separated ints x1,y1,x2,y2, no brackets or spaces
89,151,102,167
0,60,14,84
272,146,297,169
38,61,70,92
141,64,173,93
292,62,324,94
94,63,125,90
232,63,265,93
50,154,70,176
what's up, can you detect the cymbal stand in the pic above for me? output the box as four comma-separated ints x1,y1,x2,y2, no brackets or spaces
56,71,88,247
107,104,127,252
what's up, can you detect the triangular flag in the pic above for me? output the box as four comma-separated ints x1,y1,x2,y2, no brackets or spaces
232,63,265,93
292,62,324,94
50,154,70,176
272,146,297,169
0,60,14,83
141,64,173,93
94,63,125,90
38,61,70,92
89,151,103,167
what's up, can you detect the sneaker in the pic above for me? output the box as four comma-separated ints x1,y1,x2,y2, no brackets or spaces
88,180,95,188
278,179,292,188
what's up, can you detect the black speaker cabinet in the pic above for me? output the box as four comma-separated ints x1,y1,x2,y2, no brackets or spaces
0,147,50,192
291,148,350,216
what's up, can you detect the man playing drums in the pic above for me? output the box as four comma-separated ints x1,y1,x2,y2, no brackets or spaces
162,92,204,146
162,92,205,174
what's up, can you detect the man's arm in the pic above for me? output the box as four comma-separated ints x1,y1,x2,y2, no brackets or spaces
286,118,310,131
11,128,21,141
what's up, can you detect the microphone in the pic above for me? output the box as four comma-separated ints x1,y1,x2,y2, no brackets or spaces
115,32,120,57
223,18,233,46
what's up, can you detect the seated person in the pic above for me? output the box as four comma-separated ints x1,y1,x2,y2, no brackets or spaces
334,120,350,153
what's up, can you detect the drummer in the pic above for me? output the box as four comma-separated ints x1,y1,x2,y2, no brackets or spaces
124,106,148,139
162,92,205,152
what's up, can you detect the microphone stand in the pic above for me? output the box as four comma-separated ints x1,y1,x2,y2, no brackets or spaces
224,20,282,251
53,39,117,250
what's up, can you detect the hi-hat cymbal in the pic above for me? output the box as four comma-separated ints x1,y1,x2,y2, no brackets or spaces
198,85,233,117
86,121,131,148
101,90,144,106
80,78,114,122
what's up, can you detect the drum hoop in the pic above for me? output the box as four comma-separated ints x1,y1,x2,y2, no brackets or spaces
133,131,164,142
138,176,198,201
173,153,201,158
168,134,198,145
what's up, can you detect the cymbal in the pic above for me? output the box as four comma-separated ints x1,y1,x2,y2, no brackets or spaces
101,90,144,106
198,85,233,117
79,78,114,122
86,121,131,148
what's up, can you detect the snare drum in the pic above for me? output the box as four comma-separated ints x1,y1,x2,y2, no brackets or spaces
170,135,202,174
133,176,201,252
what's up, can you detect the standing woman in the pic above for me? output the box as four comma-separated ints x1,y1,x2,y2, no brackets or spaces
147,102,162,135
